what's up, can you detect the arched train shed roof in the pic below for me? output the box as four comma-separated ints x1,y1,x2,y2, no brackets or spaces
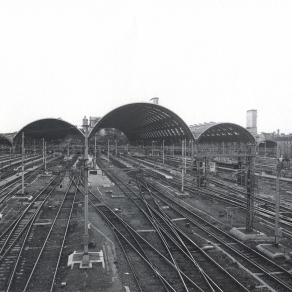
89,102,194,144
0,134,13,147
258,139,277,147
190,122,256,144
14,118,84,143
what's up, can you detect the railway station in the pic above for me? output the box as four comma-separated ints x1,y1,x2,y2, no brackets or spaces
0,100,292,292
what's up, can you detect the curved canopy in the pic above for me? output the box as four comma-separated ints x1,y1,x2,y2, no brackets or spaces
14,118,84,143
0,134,13,147
190,122,255,144
89,102,194,144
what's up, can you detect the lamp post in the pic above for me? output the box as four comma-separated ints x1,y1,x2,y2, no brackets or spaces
82,117,89,265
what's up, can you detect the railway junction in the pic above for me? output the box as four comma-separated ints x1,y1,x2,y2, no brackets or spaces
0,102,292,291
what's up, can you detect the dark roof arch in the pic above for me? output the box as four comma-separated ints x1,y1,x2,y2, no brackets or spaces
14,118,84,143
0,134,13,147
258,139,277,147
89,102,194,144
190,122,256,144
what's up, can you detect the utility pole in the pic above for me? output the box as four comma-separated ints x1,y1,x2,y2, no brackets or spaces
184,139,187,173
191,140,194,168
94,135,97,168
42,138,45,165
44,141,47,171
115,139,118,156
196,160,201,187
152,141,154,156
107,140,110,161
82,117,89,265
21,132,25,195
181,139,185,192
162,140,165,164
275,146,282,246
246,145,255,232
9,147,12,166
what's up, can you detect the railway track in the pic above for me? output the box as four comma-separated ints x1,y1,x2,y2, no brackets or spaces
75,180,177,292
0,157,66,236
0,154,80,291
0,155,61,194
93,160,255,291
0,174,63,290
12,177,80,292
0,174,80,292
119,155,292,238
141,178,292,292
0,155,42,176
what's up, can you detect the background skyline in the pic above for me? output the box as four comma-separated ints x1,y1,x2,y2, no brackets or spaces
0,0,292,134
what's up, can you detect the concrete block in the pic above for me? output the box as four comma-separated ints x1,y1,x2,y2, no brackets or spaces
68,250,105,269
256,243,290,259
230,227,270,241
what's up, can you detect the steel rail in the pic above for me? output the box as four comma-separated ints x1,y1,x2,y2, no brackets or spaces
98,160,248,292
21,178,76,292
145,180,292,292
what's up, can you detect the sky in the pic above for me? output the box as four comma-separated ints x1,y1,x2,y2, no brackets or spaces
0,0,292,134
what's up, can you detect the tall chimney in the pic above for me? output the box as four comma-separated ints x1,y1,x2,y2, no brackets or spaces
246,109,257,136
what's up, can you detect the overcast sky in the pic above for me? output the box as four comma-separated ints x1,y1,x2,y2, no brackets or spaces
0,0,292,134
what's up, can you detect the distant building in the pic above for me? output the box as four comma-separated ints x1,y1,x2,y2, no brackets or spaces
89,116,100,129
150,97,159,105
82,116,88,132
81,116,100,132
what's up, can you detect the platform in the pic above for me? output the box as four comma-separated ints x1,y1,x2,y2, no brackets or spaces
255,172,292,183
230,227,270,241
88,168,114,188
